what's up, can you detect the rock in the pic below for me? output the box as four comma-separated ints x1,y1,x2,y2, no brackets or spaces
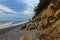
20,36,34,40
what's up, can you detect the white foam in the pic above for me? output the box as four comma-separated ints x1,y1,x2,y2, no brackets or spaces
0,21,28,29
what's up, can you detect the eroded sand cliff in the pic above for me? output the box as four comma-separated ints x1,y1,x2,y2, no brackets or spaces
20,0,60,40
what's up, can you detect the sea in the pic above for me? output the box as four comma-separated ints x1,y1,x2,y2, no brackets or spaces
0,21,27,29
0,21,22,25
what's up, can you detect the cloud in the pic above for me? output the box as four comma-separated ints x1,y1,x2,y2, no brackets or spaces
0,0,39,20
14,0,39,19
0,4,19,20
0,4,18,15
23,10,34,16
0,4,32,20
21,0,39,16
23,0,39,8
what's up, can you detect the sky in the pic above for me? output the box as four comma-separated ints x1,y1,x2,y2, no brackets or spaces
0,0,39,21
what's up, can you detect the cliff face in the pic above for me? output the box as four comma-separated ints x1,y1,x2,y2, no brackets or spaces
20,0,60,40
